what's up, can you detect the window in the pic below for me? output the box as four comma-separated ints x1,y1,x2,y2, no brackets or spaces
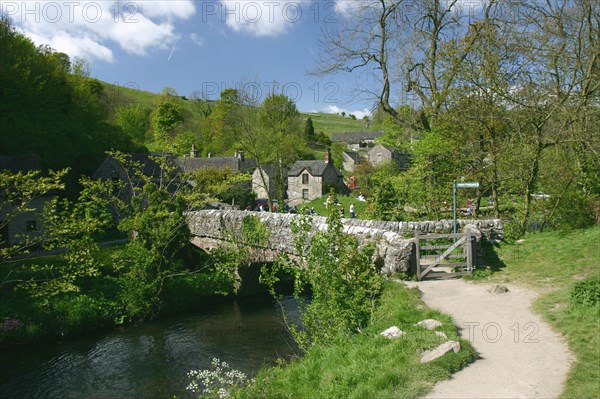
302,173,309,184
302,189,309,199
25,220,37,232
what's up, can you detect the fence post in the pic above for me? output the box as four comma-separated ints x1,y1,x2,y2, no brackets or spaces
415,230,421,280
466,228,473,272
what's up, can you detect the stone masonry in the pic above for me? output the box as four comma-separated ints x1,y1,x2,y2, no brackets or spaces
186,210,503,275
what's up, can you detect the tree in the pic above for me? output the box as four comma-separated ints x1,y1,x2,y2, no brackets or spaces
314,0,498,130
83,151,238,320
203,89,240,154
257,93,304,206
304,117,316,143
0,16,133,181
0,169,68,271
190,90,213,118
115,104,148,144
151,101,183,144
190,167,254,209
234,92,305,210
372,180,400,221
330,143,346,172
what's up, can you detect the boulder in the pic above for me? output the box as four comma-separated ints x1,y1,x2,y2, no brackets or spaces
417,319,443,330
420,340,461,363
434,331,448,340
489,284,509,294
380,326,406,339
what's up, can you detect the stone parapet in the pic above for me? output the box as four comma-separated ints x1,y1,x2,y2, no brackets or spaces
186,210,503,275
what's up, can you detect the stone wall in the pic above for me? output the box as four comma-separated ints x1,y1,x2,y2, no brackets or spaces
340,218,504,242
186,210,504,275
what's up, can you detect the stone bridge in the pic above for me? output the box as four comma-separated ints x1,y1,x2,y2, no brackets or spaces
186,210,503,275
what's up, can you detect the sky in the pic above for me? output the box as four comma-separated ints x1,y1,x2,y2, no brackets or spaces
2,0,381,118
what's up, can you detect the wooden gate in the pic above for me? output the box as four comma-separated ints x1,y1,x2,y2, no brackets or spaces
415,229,474,280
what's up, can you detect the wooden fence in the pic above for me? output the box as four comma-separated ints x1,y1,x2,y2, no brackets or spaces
415,229,474,280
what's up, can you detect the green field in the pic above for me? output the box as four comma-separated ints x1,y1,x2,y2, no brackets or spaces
298,194,371,219
303,112,382,136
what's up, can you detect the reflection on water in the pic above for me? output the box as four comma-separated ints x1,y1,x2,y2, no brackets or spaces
0,296,298,399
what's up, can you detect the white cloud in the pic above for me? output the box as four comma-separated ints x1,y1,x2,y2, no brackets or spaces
190,33,204,47
24,29,115,63
139,1,196,19
334,0,371,16
323,105,371,120
219,0,306,37
4,1,195,63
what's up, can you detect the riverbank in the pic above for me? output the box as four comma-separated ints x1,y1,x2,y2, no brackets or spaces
236,282,476,398
0,245,238,346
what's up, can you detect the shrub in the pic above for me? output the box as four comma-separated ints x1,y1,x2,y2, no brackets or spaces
262,192,384,351
570,276,600,307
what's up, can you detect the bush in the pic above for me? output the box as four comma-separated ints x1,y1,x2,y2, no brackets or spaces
53,294,114,335
262,193,384,351
570,277,600,307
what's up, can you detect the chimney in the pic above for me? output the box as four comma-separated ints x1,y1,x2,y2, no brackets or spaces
325,147,331,163
190,144,199,158
207,152,212,158
236,150,245,161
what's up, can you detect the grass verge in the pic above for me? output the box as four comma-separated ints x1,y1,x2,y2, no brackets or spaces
298,194,371,219
478,226,600,398
237,282,475,398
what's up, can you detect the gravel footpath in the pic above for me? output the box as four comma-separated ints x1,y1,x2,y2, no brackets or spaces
404,279,573,399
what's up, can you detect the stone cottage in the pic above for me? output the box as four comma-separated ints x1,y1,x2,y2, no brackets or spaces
252,164,278,201
330,131,384,151
287,150,348,206
0,155,55,246
342,151,362,172
368,144,410,170
177,150,256,174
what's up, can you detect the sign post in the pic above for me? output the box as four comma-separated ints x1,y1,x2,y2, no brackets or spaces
453,181,480,233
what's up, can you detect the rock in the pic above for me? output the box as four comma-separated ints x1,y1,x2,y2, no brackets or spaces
380,326,406,339
417,319,443,330
434,331,448,340
420,340,461,363
490,285,509,294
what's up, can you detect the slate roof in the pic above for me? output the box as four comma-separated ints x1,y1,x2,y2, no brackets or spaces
343,151,362,163
254,164,278,177
330,131,384,143
95,153,257,181
93,153,180,180
288,160,342,177
178,157,257,174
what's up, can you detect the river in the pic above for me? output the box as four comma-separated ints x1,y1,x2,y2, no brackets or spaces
0,295,298,399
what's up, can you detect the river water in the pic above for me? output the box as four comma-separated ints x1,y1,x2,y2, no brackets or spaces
0,295,298,399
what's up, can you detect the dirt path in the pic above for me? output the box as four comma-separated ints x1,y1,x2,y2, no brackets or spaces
404,279,573,399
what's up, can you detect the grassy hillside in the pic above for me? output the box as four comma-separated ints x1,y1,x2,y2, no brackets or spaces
304,112,382,136
102,82,376,137
101,82,211,120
